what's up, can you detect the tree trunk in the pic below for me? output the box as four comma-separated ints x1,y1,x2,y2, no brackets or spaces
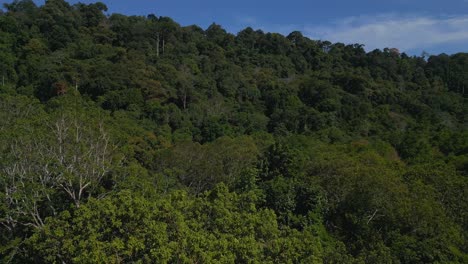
156,33,160,57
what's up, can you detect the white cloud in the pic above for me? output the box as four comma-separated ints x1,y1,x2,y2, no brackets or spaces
302,14,468,52
231,13,468,53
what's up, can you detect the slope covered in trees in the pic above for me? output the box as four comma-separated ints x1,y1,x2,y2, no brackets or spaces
0,0,467,263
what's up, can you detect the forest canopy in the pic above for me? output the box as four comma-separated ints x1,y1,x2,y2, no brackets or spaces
0,0,467,263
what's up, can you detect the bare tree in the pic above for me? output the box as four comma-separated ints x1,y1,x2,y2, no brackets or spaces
2,139,56,229
1,113,115,229
48,115,113,207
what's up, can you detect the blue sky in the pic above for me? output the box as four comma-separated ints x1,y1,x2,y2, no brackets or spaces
4,0,468,55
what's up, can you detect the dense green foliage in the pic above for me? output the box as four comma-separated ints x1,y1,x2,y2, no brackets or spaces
0,1,467,263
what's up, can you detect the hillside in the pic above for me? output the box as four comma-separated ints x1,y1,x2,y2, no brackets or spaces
0,0,467,263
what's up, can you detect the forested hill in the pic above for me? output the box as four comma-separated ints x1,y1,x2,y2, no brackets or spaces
1,0,467,263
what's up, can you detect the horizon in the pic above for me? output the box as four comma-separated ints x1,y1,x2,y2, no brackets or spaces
2,0,468,56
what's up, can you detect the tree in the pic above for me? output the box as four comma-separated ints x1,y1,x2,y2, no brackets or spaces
1,99,116,233
176,65,194,110
158,136,259,193
37,0,78,50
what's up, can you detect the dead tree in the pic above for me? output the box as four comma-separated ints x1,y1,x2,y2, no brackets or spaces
1,113,115,230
